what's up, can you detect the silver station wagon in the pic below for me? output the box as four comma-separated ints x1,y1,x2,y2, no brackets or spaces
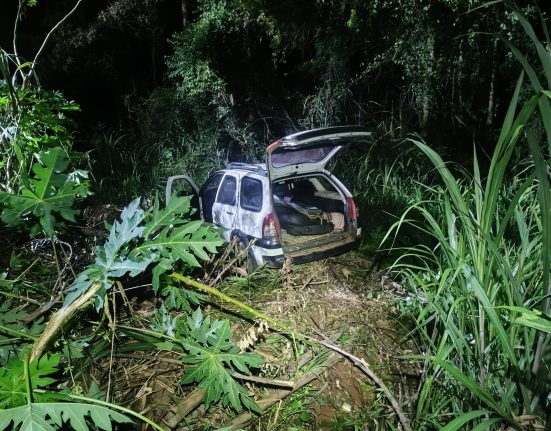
166,126,371,269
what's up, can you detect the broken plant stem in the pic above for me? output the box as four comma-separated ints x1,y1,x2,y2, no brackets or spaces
105,290,117,401
29,282,102,362
170,272,295,334
24,355,32,405
231,372,295,388
51,239,62,281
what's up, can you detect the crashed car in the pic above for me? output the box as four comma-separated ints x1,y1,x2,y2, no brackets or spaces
166,126,371,268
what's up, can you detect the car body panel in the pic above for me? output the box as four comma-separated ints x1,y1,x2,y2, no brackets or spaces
233,171,271,240
212,173,239,242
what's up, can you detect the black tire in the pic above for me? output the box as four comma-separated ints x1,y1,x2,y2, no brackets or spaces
230,232,257,275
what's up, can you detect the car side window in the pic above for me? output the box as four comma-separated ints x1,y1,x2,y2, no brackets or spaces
203,173,223,192
240,177,263,212
200,173,223,223
216,175,237,205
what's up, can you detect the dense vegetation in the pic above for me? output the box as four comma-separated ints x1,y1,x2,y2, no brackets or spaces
1,0,550,429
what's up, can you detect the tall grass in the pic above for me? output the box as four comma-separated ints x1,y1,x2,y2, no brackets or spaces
386,11,551,429
90,128,228,203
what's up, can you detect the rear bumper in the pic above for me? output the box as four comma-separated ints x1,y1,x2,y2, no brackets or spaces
291,237,361,265
261,237,361,268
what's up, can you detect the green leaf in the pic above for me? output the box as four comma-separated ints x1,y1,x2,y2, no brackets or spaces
440,410,492,431
142,220,224,268
0,147,90,237
64,199,153,307
142,194,193,238
0,403,131,431
161,282,203,312
424,356,514,424
500,306,551,334
0,354,63,409
63,196,222,311
180,309,265,412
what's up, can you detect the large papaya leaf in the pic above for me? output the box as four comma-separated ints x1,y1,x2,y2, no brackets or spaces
0,403,131,431
136,195,223,292
63,199,154,308
181,308,265,412
142,194,193,238
144,220,223,267
0,352,131,431
0,147,90,237
141,218,224,293
64,196,223,308
0,354,64,409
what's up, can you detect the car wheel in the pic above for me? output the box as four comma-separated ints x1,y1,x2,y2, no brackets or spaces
230,234,257,276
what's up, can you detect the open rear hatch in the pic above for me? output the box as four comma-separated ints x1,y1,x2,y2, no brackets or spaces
266,126,372,181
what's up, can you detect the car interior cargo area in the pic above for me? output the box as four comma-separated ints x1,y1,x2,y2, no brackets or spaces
272,175,348,250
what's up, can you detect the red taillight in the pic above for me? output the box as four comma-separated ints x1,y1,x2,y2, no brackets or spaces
262,212,281,238
346,197,358,220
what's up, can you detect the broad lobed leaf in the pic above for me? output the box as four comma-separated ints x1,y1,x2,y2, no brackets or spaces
0,147,90,237
0,403,131,431
180,308,265,412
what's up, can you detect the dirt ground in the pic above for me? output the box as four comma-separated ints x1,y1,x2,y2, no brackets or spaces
245,252,420,430
112,251,422,430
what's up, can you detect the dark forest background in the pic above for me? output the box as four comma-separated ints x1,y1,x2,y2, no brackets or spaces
2,0,547,200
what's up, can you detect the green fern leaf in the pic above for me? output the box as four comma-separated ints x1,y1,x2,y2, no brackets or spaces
181,308,265,412
0,147,90,237
0,403,131,431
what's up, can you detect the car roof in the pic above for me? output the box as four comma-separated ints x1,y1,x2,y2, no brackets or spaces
224,162,267,176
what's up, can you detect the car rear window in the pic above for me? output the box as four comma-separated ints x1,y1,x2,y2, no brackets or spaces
240,177,263,212
271,146,335,167
216,175,237,205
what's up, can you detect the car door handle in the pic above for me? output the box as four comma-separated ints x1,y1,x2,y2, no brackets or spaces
226,211,233,215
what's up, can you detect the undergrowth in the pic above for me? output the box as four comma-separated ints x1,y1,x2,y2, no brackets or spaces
384,10,551,429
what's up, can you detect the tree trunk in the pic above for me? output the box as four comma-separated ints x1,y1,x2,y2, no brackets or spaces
421,27,435,128
486,39,498,126
181,0,188,27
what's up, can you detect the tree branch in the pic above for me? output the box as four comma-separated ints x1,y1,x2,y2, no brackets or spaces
23,0,84,87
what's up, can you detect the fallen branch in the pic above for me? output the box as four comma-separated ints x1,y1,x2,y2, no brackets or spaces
163,389,204,429
232,372,294,388
303,334,413,431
